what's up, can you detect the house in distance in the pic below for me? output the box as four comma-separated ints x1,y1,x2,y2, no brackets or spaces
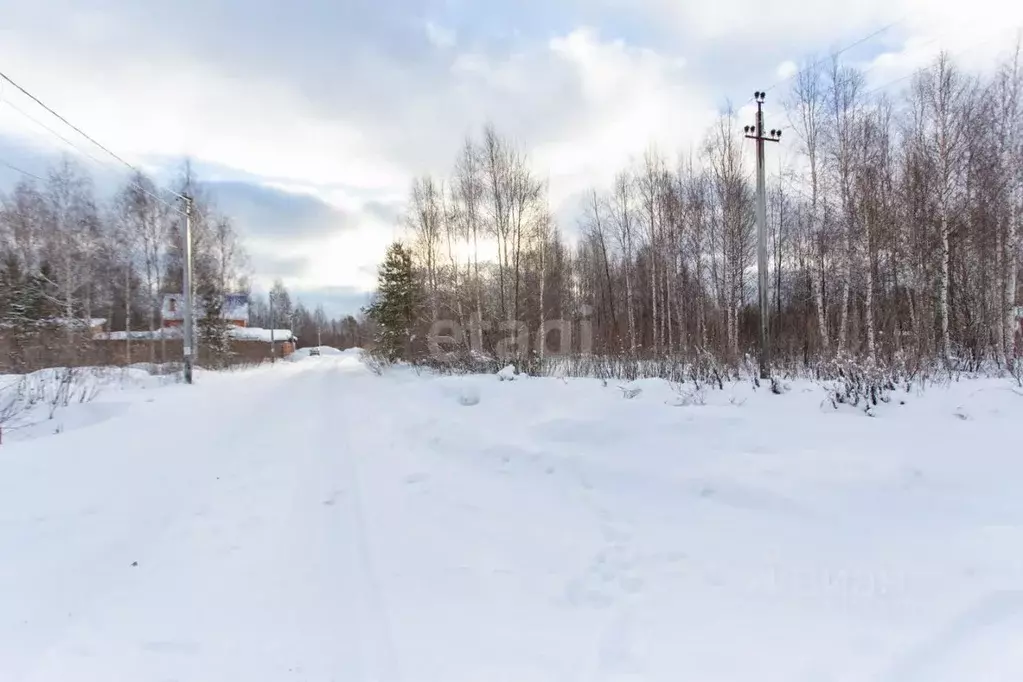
161,293,249,330
160,293,296,357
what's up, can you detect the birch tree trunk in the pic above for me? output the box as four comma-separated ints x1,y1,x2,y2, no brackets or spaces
865,216,876,362
1007,186,1019,364
125,264,132,365
609,172,639,353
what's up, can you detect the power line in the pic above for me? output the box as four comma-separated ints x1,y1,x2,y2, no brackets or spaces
0,157,46,183
756,22,1023,143
861,23,1023,98
0,89,187,217
0,69,186,203
0,68,189,216
2,98,111,169
751,17,1014,105
751,18,906,104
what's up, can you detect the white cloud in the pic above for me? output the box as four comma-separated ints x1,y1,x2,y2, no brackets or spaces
776,61,798,79
0,24,411,310
605,0,896,42
425,20,457,49
529,28,714,209
621,0,1023,82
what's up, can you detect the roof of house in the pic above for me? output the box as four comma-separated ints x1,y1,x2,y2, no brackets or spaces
162,293,249,322
230,327,295,342
94,328,181,341
94,326,294,342
1,318,107,331
53,317,107,328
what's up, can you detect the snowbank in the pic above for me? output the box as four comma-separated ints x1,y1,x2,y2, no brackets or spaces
0,366,180,443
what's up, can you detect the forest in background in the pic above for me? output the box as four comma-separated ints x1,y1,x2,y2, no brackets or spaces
3,48,1022,378
0,159,366,372
389,51,1023,376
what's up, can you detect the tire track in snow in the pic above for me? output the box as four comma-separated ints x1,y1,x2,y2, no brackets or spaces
562,458,648,681
328,361,403,682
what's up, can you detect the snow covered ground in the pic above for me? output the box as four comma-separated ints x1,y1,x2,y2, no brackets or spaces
1,350,1021,681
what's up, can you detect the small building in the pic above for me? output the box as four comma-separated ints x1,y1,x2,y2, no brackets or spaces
162,293,249,329
229,327,297,356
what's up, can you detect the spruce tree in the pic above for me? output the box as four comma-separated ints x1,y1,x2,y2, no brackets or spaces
0,254,26,325
366,242,422,362
197,286,232,368
1,255,37,371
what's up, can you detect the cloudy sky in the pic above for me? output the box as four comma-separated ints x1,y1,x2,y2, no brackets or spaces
1,0,1021,315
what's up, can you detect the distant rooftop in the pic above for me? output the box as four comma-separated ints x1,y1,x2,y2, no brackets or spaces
162,293,249,322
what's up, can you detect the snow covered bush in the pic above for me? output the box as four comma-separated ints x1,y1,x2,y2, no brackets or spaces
770,377,787,395
817,355,901,416
497,364,519,381
418,351,504,376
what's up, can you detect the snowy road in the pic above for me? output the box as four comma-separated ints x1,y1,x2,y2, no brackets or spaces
2,352,1023,681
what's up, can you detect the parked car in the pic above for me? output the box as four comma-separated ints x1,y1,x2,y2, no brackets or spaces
309,347,321,356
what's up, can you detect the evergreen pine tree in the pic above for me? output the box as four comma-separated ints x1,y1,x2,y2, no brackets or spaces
365,242,422,362
197,286,232,368
1,255,38,371
0,254,26,325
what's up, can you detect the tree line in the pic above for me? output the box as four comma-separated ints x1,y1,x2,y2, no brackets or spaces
248,280,368,350
0,158,249,369
375,50,1022,373
0,157,366,371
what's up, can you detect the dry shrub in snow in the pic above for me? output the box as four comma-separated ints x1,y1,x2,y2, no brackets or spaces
618,384,642,399
667,382,707,407
1,368,100,427
0,377,27,426
418,351,504,377
817,355,904,416
0,366,168,433
363,355,386,376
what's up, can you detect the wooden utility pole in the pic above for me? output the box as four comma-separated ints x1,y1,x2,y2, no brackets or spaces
744,91,781,380
269,292,276,364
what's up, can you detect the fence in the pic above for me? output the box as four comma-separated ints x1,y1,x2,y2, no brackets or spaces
0,331,288,374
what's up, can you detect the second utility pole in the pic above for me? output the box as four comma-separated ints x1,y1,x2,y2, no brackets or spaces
744,91,781,381
182,194,195,384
